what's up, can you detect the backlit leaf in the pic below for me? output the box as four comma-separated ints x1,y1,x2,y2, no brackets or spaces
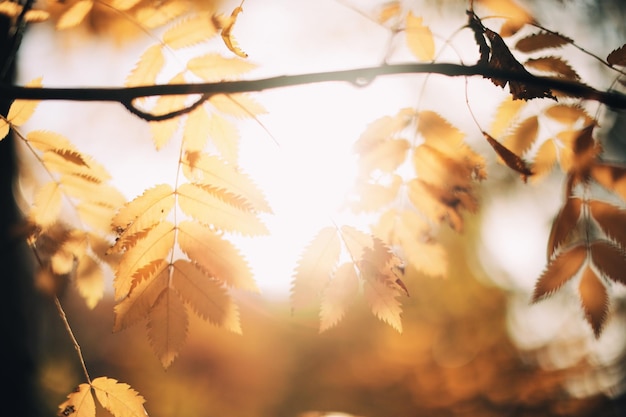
209,93,267,118
57,0,93,30
531,139,558,181
177,183,267,235
589,200,626,250
3,77,42,136
29,182,62,228
182,152,272,213
147,288,188,368
544,103,594,126
413,144,474,189
547,196,582,257
292,226,341,311
364,277,402,332
187,53,256,81
135,0,189,29
58,383,95,417
113,260,169,331
111,184,175,237
578,266,609,337
114,221,175,300
354,108,414,154
417,110,464,149
476,0,534,36
178,221,258,292
340,225,375,262
76,254,104,309
396,209,447,277
163,12,218,49
171,260,234,327
591,163,626,201
358,138,410,175
182,106,211,152
607,44,626,66
349,175,402,212
515,31,572,53
408,178,464,231
590,240,626,286
533,244,586,302
91,377,147,417
503,115,539,156
319,262,359,332
405,12,435,61
220,6,248,58
109,0,142,11
490,95,525,139
126,44,165,87
525,56,580,80
207,112,240,164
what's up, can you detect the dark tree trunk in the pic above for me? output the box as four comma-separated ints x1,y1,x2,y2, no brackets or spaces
0,12,43,417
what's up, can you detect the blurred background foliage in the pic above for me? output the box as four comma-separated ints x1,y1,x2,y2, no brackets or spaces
15,0,626,416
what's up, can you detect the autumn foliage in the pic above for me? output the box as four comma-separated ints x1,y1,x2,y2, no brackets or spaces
1,0,626,416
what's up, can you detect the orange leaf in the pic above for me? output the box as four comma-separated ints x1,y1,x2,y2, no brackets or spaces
503,115,539,156
590,163,626,201
483,132,532,181
533,245,586,302
364,277,403,333
578,266,609,337
525,56,580,81
589,200,626,250
220,6,248,58
490,95,525,139
546,196,582,257
57,0,93,30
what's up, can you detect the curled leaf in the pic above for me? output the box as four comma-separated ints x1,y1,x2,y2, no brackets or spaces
483,132,533,181
220,6,248,58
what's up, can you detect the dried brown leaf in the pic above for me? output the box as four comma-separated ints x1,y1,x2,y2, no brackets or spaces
547,196,582,257
515,31,572,53
607,44,626,66
590,163,626,201
483,132,533,181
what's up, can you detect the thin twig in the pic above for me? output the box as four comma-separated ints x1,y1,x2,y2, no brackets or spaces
1,63,625,121
54,297,92,385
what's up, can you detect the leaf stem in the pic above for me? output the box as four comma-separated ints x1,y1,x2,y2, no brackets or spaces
53,297,92,385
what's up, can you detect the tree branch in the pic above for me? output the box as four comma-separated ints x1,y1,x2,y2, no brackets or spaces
2,62,625,121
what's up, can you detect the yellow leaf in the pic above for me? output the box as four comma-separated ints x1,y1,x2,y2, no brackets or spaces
396,210,447,277
209,93,267,118
405,12,434,61
291,226,341,312
76,254,104,309
413,144,473,189
503,115,539,156
114,260,169,331
24,9,50,23
91,377,147,417
417,110,464,148
207,112,240,163
364,277,403,332
177,183,268,235
182,106,211,152
187,53,256,81
27,130,73,152
163,12,218,49
29,181,62,228
76,201,117,232
111,184,175,238
57,0,93,30
578,266,609,337
476,0,533,36
339,225,375,262
531,139,558,182
377,1,401,25
146,288,188,368
358,138,410,176
182,152,272,213
109,0,142,12
58,383,95,417
177,221,258,291
114,221,175,300
408,178,464,231
319,262,359,333
490,95,525,139
350,175,402,212
135,1,189,29
6,77,42,125
533,245,587,302
220,6,248,58
149,118,181,150
590,240,626,286
354,108,415,154
126,44,165,87
0,1,21,17
171,259,236,329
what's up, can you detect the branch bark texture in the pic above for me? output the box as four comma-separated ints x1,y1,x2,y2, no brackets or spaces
1,63,625,121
